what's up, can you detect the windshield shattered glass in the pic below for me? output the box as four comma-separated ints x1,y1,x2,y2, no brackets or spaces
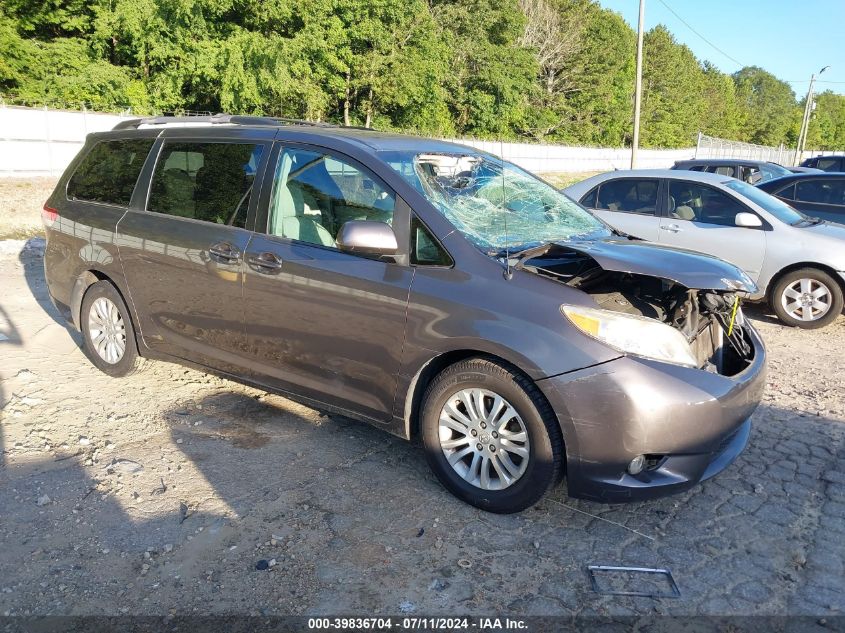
381,151,608,252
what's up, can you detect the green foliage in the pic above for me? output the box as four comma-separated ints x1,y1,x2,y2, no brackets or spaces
733,66,800,146
1,0,843,149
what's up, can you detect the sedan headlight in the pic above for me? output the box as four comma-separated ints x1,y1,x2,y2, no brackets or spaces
561,304,698,368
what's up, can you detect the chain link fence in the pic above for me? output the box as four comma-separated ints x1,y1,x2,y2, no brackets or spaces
695,132,845,167
694,132,798,166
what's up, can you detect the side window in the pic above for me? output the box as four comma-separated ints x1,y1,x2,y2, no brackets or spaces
411,217,452,266
668,181,747,226
579,187,597,208
796,180,845,205
774,183,796,200
67,138,154,206
147,141,264,228
712,165,735,177
268,147,395,248
817,158,840,171
594,179,658,215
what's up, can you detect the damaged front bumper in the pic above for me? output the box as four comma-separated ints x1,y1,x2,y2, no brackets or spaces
538,324,766,503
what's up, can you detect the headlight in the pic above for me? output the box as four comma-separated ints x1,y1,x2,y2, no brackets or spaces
561,304,698,368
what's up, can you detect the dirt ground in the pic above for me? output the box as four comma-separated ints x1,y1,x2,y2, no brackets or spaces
0,179,55,240
1,239,844,620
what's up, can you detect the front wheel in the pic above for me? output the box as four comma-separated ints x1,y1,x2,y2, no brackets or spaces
771,268,843,329
420,357,563,513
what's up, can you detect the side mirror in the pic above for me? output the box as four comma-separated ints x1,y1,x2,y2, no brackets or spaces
735,212,763,228
336,220,398,255
746,172,763,185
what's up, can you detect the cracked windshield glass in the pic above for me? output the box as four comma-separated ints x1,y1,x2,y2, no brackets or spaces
383,152,608,253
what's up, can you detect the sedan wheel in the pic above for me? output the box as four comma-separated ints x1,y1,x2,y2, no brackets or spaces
771,268,844,329
438,388,530,491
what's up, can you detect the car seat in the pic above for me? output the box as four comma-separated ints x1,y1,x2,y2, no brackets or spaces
668,195,695,220
270,153,335,247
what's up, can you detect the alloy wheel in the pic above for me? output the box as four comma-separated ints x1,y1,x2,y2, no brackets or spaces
438,388,530,491
87,297,127,364
781,278,832,322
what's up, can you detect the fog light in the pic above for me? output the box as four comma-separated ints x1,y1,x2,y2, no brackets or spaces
627,455,645,475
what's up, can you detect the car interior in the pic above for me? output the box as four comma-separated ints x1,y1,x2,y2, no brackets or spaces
269,149,395,247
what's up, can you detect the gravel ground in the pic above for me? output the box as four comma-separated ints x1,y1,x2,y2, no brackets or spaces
1,242,844,619
0,178,54,239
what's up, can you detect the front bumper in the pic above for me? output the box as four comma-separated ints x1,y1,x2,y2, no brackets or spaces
539,325,767,503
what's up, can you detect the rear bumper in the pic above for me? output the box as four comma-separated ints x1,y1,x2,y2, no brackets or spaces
539,325,767,503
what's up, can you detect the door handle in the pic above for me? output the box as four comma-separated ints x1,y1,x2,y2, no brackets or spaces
209,241,241,264
660,224,682,233
248,252,283,272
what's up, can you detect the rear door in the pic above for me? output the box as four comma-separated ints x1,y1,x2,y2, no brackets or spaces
116,130,272,372
658,179,767,281
581,177,662,241
791,178,845,223
240,142,414,423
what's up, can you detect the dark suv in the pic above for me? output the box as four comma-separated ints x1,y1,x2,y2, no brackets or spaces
801,155,845,172
43,115,766,512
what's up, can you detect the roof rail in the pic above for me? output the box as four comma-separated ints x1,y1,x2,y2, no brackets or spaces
112,113,373,131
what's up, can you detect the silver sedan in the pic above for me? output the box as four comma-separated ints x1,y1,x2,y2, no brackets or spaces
564,169,845,328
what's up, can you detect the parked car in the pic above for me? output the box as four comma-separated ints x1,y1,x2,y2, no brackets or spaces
564,170,845,329
671,158,793,184
43,115,765,513
800,155,845,172
757,173,845,225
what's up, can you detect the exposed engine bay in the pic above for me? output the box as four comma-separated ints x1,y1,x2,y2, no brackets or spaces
520,247,755,376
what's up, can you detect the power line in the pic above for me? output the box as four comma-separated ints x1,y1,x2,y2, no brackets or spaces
656,0,745,68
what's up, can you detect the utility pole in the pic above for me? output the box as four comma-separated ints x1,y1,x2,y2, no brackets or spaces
795,65,829,165
631,0,645,169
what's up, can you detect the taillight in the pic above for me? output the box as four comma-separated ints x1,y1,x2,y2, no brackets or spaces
42,203,58,224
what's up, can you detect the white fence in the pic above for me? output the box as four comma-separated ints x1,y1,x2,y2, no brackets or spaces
0,106,132,177
1,104,841,178
0,105,701,177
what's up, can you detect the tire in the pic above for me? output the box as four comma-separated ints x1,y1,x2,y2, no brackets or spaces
770,268,844,329
80,280,147,377
420,357,563,513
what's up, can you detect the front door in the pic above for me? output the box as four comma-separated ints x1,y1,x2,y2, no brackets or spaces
241,144,413,423
792,179,845,224
658,179,767,281
117,138,268,372
586,177,662,241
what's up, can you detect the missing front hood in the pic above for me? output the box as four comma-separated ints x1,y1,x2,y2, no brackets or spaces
520,246,754,375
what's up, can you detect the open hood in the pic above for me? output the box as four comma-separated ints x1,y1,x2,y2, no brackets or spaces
554,238,757,293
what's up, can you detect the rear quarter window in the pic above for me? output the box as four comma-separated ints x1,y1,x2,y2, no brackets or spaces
67,139,154,206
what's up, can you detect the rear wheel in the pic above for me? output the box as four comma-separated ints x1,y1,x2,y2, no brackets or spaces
420,357,563,513
771,268,843,329
80,280,147,377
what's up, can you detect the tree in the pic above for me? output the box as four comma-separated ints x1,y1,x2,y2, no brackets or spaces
639,25,707,148
733,66,798,146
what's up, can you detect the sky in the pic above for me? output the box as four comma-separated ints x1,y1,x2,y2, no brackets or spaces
596,0,845,97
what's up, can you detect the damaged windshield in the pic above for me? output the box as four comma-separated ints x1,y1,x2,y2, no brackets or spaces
381,151,609,252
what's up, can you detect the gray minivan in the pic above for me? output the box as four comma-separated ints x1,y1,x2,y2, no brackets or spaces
43,115,766,512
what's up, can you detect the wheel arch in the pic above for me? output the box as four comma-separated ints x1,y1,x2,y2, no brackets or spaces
70,269,142,353
402,349,561,446
765,261,845,301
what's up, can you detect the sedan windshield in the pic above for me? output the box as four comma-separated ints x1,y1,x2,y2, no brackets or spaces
759,162,792,181
724,180,807,225
380,151,609,251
